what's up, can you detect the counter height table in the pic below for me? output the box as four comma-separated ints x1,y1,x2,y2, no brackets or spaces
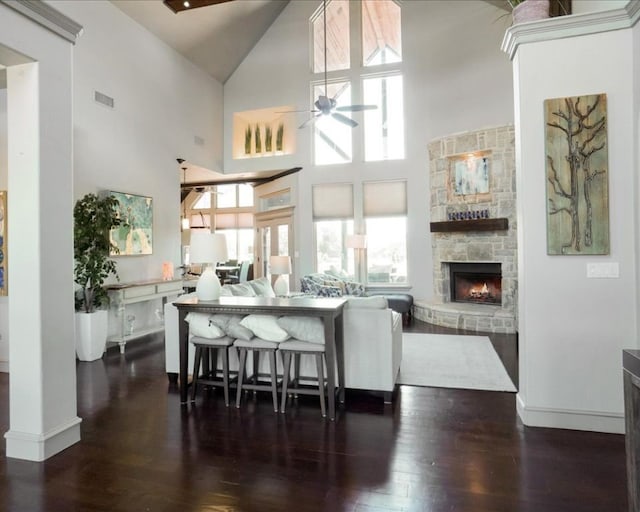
173,295,347,420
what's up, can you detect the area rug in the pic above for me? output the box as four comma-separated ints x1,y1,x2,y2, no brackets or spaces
398,333,517,392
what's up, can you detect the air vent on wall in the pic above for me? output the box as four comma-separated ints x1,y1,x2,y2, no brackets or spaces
94,90,114,109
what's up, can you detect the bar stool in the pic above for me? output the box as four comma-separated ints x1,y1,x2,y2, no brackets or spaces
279,340,327,417
234,338,282,412
190,335,236,406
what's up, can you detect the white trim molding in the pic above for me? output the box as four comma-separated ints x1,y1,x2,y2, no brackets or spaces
502,0,640,60
516,394,625,434
0,0,83,44
4,416,82,461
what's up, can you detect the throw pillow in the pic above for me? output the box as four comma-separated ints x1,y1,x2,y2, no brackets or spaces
240,314,290,342
277,316,324,344
227,282,257,297
209,314,233,331
226,315,254,341
249,276,276,298
185,313,225,339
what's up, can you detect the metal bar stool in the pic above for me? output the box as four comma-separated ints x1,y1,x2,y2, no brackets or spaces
234,338,282,412
279,340,327,417
190,335,236,406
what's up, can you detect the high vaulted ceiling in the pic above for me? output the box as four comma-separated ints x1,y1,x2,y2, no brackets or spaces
111,0,511,85
110,0,289,84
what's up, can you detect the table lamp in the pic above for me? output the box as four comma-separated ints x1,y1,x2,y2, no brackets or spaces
346,234,367,283
270,255,292,296
189,231,228,300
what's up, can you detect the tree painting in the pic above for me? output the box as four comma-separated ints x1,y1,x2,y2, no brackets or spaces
545,93,609,255
109,192,153,255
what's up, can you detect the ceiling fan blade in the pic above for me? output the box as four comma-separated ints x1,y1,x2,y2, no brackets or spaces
299,114,322,129
276,109,319,114
336,104,378,112
331,112,358,128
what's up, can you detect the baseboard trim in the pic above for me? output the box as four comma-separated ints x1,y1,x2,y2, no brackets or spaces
4,416,82,461
516,394,624,434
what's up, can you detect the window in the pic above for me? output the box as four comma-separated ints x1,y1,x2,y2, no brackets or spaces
313,81,353,165
312,0,350,73
362,0,402,66
363,180,407,285
312,183,355,278
364,74,404,161
310,0,403,165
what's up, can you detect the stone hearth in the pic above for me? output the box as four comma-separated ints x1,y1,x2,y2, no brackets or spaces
415,125,517,334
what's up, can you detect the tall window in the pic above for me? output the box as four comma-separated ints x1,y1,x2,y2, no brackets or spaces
364,74,404,161
363,180,407,285
311,0,403,165
312,183,355,278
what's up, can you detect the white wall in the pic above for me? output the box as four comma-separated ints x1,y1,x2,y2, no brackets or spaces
55,0,224,284
511,16,638,433
224,0,514,300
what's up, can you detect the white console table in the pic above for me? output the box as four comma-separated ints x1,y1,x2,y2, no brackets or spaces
106,279,183,353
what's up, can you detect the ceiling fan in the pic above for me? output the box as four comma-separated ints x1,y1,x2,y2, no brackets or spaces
293,0,377,129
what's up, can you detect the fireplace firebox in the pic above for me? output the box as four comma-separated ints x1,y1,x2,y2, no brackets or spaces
449,262,502,305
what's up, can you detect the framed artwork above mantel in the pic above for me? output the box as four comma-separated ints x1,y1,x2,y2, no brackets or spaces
447,151,492,204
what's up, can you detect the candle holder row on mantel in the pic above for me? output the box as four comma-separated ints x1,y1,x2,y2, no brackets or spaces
447,209,490,221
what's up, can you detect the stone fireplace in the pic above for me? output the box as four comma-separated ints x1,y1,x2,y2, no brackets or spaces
414,125,517,334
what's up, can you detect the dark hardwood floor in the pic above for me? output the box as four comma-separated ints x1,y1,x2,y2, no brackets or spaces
0,320,627,511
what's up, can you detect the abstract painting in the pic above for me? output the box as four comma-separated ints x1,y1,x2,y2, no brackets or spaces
545,93,609,255
109,191,153,256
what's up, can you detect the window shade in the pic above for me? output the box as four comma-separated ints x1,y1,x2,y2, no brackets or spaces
312,183,354,220
363,180,407,217
215,212,253,229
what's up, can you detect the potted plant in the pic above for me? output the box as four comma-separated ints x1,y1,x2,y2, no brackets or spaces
74,192,121,361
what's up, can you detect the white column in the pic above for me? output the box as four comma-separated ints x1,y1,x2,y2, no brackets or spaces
1,1,81,460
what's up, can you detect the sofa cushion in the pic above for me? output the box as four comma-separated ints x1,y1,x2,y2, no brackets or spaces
185,312,225,339
240,314,290,342
277,316,324,344
345,296,388,309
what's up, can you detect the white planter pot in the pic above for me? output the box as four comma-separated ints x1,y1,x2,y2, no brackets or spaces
75,310,108,362
512,0,550,24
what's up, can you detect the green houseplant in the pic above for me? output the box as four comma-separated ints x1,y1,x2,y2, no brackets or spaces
74,193,121,361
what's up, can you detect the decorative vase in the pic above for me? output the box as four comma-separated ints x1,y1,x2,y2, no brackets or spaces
75,309,109,362
512,0,550,24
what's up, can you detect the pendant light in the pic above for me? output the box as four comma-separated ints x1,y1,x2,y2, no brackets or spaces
181,166,190,230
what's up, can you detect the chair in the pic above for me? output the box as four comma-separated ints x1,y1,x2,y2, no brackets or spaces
190,335,236,406
226,260,252,284
234,338,282,412
278,340,327,417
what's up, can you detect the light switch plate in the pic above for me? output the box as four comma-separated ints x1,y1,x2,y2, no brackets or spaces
586,262,619,278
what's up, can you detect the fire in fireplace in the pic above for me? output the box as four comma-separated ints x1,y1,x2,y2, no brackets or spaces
449,262,502,305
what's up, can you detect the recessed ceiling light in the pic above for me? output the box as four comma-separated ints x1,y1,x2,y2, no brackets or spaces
183,1,190,7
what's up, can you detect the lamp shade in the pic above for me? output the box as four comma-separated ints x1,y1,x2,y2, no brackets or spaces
189,231,228,264
346,234,367,249
270,255,292,275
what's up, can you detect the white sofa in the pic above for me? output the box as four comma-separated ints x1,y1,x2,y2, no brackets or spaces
164,283,403,402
